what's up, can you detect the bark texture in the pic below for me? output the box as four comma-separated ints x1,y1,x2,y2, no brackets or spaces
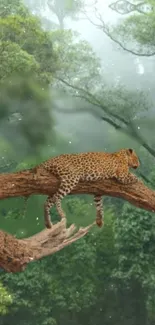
0,168,154,273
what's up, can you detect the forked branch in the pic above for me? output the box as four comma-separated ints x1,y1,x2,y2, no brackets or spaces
0,219,94,273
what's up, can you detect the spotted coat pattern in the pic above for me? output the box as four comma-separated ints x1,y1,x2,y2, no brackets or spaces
35,148,140,228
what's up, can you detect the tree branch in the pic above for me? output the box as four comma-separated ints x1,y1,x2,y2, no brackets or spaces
0,168,155,273
83,9,155,57
55,77,155,158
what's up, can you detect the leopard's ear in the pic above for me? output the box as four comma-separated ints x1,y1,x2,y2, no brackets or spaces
127,148,133,155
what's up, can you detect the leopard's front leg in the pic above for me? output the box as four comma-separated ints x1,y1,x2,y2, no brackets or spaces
44,174,80,228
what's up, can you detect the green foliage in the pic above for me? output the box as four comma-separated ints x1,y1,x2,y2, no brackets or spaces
0,14,57,83
0,41,40,82
0,282,12,315
0,236,97,324
114,204,155,282
0,0,28,17
64,196,95,226
0,76,54,155
52,29,102,86
113,203,155,322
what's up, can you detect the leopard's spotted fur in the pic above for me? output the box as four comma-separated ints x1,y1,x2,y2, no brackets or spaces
35,148,140,229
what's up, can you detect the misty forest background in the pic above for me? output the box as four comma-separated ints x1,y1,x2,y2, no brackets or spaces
0,0,155,324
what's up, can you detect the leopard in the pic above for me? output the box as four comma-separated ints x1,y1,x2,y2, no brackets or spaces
34,148,140,229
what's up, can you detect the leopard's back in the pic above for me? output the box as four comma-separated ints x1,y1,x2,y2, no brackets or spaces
36,151,126,181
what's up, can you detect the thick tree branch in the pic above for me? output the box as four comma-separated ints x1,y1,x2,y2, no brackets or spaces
0,169,154,211
0,168,155,273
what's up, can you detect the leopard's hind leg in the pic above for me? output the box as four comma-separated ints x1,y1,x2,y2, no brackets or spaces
94,195,104,228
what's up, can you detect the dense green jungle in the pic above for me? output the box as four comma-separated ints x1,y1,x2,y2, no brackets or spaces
0,0,155,324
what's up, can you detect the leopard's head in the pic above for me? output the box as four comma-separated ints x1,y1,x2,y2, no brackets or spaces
126,148,140,169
